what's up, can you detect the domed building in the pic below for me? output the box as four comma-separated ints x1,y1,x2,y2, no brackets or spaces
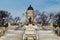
22,5,39,40
25,5,36,25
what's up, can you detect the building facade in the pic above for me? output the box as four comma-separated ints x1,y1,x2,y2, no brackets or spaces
26,5,35,24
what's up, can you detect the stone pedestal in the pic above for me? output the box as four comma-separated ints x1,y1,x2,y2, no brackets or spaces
23,24,38,40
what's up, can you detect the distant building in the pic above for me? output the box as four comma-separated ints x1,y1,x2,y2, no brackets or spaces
25,5,36,25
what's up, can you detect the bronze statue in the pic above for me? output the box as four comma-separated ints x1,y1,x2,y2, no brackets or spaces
29,17,32,24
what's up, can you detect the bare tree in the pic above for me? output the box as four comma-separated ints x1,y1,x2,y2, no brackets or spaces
40,12,47,25
34,10,41,23
34,10,54,25
34,10,47,24
14,17,21,23
0,10,10,26
47,13,54,23
53,12,60,25
9,16,14,23
53,12,60,36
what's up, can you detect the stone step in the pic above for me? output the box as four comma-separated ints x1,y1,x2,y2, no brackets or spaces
0,30,23,40
38,30,60,40
0,29,60,40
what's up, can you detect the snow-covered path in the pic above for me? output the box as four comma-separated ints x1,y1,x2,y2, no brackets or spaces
0,28,60,40
38,30,60,40
0,30,23,40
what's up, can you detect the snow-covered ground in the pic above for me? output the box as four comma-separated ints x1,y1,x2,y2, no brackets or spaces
0,26,60,40
0,29,23,40
38,30,60,40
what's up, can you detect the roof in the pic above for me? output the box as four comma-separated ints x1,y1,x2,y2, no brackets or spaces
27,5,34,10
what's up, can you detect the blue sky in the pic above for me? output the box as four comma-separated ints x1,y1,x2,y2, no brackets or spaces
0,0,60,21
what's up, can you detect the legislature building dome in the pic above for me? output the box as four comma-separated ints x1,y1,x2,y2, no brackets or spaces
27,5,34,10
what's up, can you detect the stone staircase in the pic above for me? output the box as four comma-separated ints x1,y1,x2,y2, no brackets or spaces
0,30,23,40
0,29,60,40
38,30,60,40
